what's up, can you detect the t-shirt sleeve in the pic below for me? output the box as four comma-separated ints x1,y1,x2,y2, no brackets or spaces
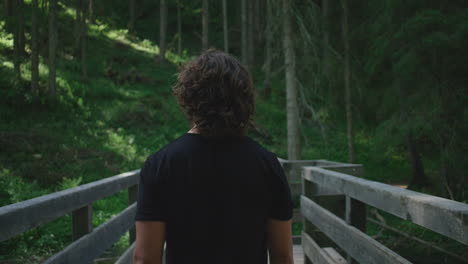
135,156,168,221
268,153,293,221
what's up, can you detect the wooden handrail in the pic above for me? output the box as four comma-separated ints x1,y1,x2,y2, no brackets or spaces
0,169,139,242
301,195,411,264
303,166,468,246
44,203,136,264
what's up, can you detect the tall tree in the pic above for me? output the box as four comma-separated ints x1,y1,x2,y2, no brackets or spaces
48,0,58,96
128,0,135,33
322,0,331,81
202,0,209,51
341,0,355,163
247,0,254,66
222,0,228,53
241,0,247,65
74,0,82,56
177,1,182,54
157,0,167,63
263,0,272,96
406,133,428,189
81,0,88,80
17,0,25,56
12,0,23,83
31,0,39,92
282,0,300,160
88,0,95,24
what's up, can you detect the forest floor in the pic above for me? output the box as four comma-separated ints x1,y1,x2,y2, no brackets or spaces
0,12,467,264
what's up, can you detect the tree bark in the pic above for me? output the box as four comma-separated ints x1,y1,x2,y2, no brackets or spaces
17,0,25,56
202,0,209,51
222,0,228,53
81,0,88,80
254,0,260,47
48,0,57,96
247,0,254,67
322,0,330,80
31,0,39,92
177,1,182,54
341,0,355,163
157,0,167,63
282,0,301,160
13,0,21,83
88,0,95,24
129,0,135,33
74,0,82,57
241,0,247,65
407,133,429,189
263,0,272,97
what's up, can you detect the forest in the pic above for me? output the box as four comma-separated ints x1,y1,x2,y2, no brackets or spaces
0,0,467,263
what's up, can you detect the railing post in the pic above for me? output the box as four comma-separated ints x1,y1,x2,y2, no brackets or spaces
302,171,313,264
128,184,138,244
337,165,366,264
72,205,93,241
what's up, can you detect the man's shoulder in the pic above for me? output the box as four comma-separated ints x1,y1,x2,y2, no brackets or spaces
243,136,280,162
145,133,189,163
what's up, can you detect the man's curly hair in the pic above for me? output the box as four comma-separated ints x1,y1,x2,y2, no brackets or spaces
173,50,255,137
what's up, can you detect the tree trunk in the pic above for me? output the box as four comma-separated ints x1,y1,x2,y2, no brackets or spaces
322,0,330,81
247,0,254,67
74,0,82,57
88,0,95,24
241,0,247,65
129,0,135,33
31,0,39,92
81,0,88,80
177,1,182,54
13,0,21,83
282,0,301,160
263,0,272,97
222,0,228,53
202,0,209,51
48,0,57,96
341,0,355,163
407,133,429,189
157,0,167,63
254,0,260,47
17,0,25,56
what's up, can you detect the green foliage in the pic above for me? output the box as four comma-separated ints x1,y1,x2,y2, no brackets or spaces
58,176,82,191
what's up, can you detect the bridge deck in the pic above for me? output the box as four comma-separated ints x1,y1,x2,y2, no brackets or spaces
293,245,305,263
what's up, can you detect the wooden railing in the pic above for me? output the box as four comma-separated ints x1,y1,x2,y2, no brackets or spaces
301,165,468,264
0,169,140,264
1,159,467,264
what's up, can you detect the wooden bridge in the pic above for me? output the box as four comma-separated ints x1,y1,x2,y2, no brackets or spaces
1,159,467,263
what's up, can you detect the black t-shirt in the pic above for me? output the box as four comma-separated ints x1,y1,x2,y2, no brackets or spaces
135,133,293,264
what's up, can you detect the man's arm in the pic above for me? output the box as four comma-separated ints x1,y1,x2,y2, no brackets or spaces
133,221,166,264
266,218,294,264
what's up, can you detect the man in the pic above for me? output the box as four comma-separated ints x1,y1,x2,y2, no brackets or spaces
134,50,294,264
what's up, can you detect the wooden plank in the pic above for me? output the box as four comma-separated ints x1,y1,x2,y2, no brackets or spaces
345,196,366,232
304,167,468,245
292,244,305,264
301,196,412,264
0,170,139,242
323,248,347,264
44,203,137,264
115,242,135,264
128,184,138,244
319,164,363,177
302,231,342,264
72,205,93,241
